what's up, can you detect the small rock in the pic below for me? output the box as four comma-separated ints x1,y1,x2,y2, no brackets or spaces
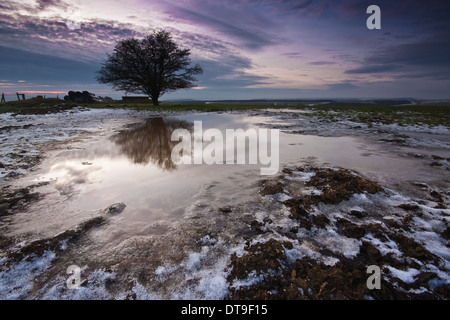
397,203,421,211
103,203,126,215
429,162,442,167
442,227,450,241
431,155,445,160
349,210,366,218
218,206,232,214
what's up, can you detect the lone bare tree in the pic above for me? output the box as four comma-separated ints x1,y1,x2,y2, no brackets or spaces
97,30,203,106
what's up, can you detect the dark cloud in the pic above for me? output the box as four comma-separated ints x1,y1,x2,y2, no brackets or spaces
169,29,272,88
250,0,314,14
308,61,336,66
335,0,450,21
346,33,450,80
165,4,276,50
37,0,69,10
195,58,271,89
327,82,359,91
0,10,145,62
368,36,450,68
282,52,303,59
346,64,401,74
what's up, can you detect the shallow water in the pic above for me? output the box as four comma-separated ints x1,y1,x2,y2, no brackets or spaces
7,112,435,241
2,111,449,300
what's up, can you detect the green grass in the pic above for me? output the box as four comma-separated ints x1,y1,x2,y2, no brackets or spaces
0,98,66,114
0,98,279,113
306,105,450,127
1,97,449,128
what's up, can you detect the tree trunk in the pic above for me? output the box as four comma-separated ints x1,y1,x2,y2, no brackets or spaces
151,96,159,106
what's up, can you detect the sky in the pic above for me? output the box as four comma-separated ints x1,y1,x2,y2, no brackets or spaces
0,0,450,101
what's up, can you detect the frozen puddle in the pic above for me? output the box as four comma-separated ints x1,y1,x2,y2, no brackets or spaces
0,111,448,299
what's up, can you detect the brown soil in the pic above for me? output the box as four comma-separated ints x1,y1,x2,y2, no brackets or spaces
260,182,284,196
397,203,421,211
0,182,48,216
304,168,384,204
336,218,367,239
227,165,449,300
282,167,384,229
442,226,450,241
227,235,446,300
6,216,106,264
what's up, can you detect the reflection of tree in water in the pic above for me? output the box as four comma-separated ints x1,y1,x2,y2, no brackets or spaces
112,117,193,171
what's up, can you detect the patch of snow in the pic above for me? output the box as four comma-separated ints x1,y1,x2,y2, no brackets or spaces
363,233,402,258
230,270,265,290
0,251,56,300
289,171,316,181
254,211,267,224
302,188,322,196
271,192,292,202
184,252,203,272
41,268,116,300
297,228,361,259
198,235,217,246
117,281,160,300
386,266,420,283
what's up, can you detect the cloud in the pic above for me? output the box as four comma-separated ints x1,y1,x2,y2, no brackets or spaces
162,3,277,50
308,61,336,66
345,33,450,80
346,64,401,74
36,0,69,10
195,58,272,89
368,37,450,68
327,82,359,91
335,0,450,22
1,0,450,99
248,0,314,14
0,45,98,83
0,9,146,62
282,52,303,59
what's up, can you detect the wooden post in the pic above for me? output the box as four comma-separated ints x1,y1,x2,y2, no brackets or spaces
1,93,5,103
16,92,20,100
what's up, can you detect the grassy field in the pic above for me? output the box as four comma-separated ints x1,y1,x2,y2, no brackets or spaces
1,97,449,127
301,104,450,127
0,97,277,113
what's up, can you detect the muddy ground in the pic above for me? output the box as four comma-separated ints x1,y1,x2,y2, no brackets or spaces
227,166,449,299
0,106,449,300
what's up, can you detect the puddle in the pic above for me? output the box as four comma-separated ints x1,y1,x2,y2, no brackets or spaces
1,110,449,300
5,112,434,240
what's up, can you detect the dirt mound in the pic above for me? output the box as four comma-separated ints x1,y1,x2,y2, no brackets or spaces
226,165,449,300
227,236,447,300
305,167,384,205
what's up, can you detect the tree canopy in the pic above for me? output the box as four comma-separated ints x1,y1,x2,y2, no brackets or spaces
97,30,203,105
